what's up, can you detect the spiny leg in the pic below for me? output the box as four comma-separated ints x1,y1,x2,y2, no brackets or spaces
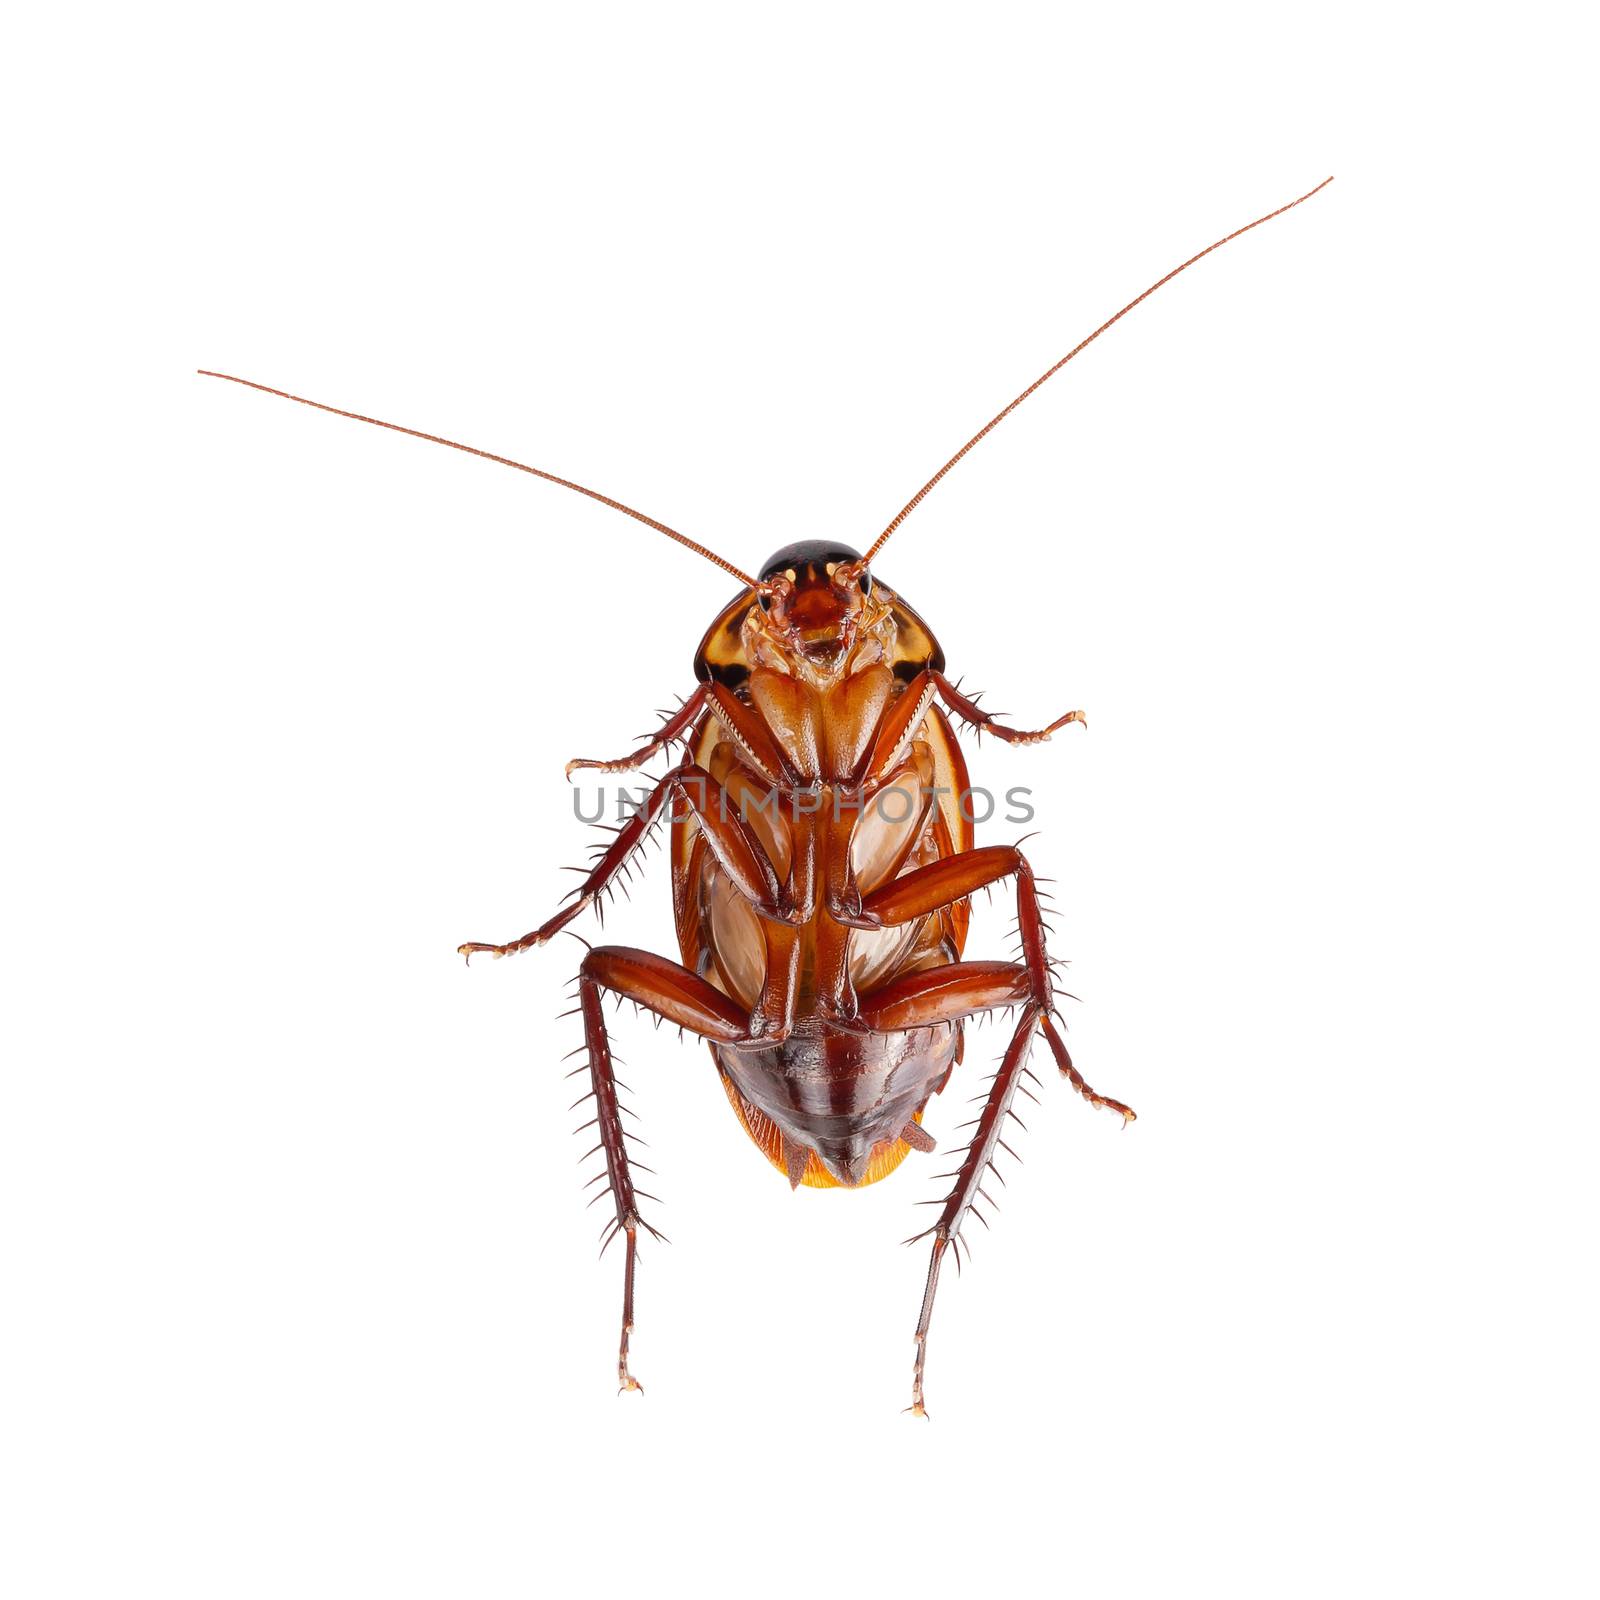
856,671,1079,790
579,976,653,1393
576,946,746,1393
933,671,1085,745
1040,1011,1135,1125
564,685,708,778
861,844,1057,1002
860,844,1134,1412
460,761,791,961
909,1005,1042,1416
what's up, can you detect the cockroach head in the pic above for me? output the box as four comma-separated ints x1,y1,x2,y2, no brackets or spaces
751,540,880,675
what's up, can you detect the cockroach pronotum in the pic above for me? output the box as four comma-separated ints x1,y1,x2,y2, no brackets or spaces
203,176,1332,1413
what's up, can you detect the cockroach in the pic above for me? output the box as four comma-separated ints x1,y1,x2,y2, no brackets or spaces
203,176,1332,1413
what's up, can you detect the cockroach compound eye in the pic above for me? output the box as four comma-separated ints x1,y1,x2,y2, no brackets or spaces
203,176,1333,1413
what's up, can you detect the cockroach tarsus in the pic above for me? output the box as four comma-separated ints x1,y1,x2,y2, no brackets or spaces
202,175,1332,1414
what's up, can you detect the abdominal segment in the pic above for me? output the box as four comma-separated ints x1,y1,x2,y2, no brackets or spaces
714,1023,958,1189
718,1071,921,1189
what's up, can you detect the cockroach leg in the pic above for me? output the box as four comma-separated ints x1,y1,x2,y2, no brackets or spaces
616,1226,643,1394
933,671,1085,745
705,682,793,787
859,960,1033,1031
864,848,1134,1121
565,685,708,779
861,843,1054,987
582,946,748,1041
908,1235,948,1418
909,1006,1043,1416
459,762,792,961
862,846,1133,1412
578,974,652,1394
864,964,1133,1125
1040,1012,1136,1125
577,947,748,1392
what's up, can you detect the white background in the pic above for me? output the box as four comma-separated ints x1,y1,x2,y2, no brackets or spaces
4,3,1596,1596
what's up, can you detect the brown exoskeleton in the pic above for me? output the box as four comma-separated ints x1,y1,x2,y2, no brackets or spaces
203,177,1331,1412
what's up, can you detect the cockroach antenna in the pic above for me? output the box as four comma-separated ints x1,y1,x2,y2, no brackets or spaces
859,175,1334,567
195,369,761,588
